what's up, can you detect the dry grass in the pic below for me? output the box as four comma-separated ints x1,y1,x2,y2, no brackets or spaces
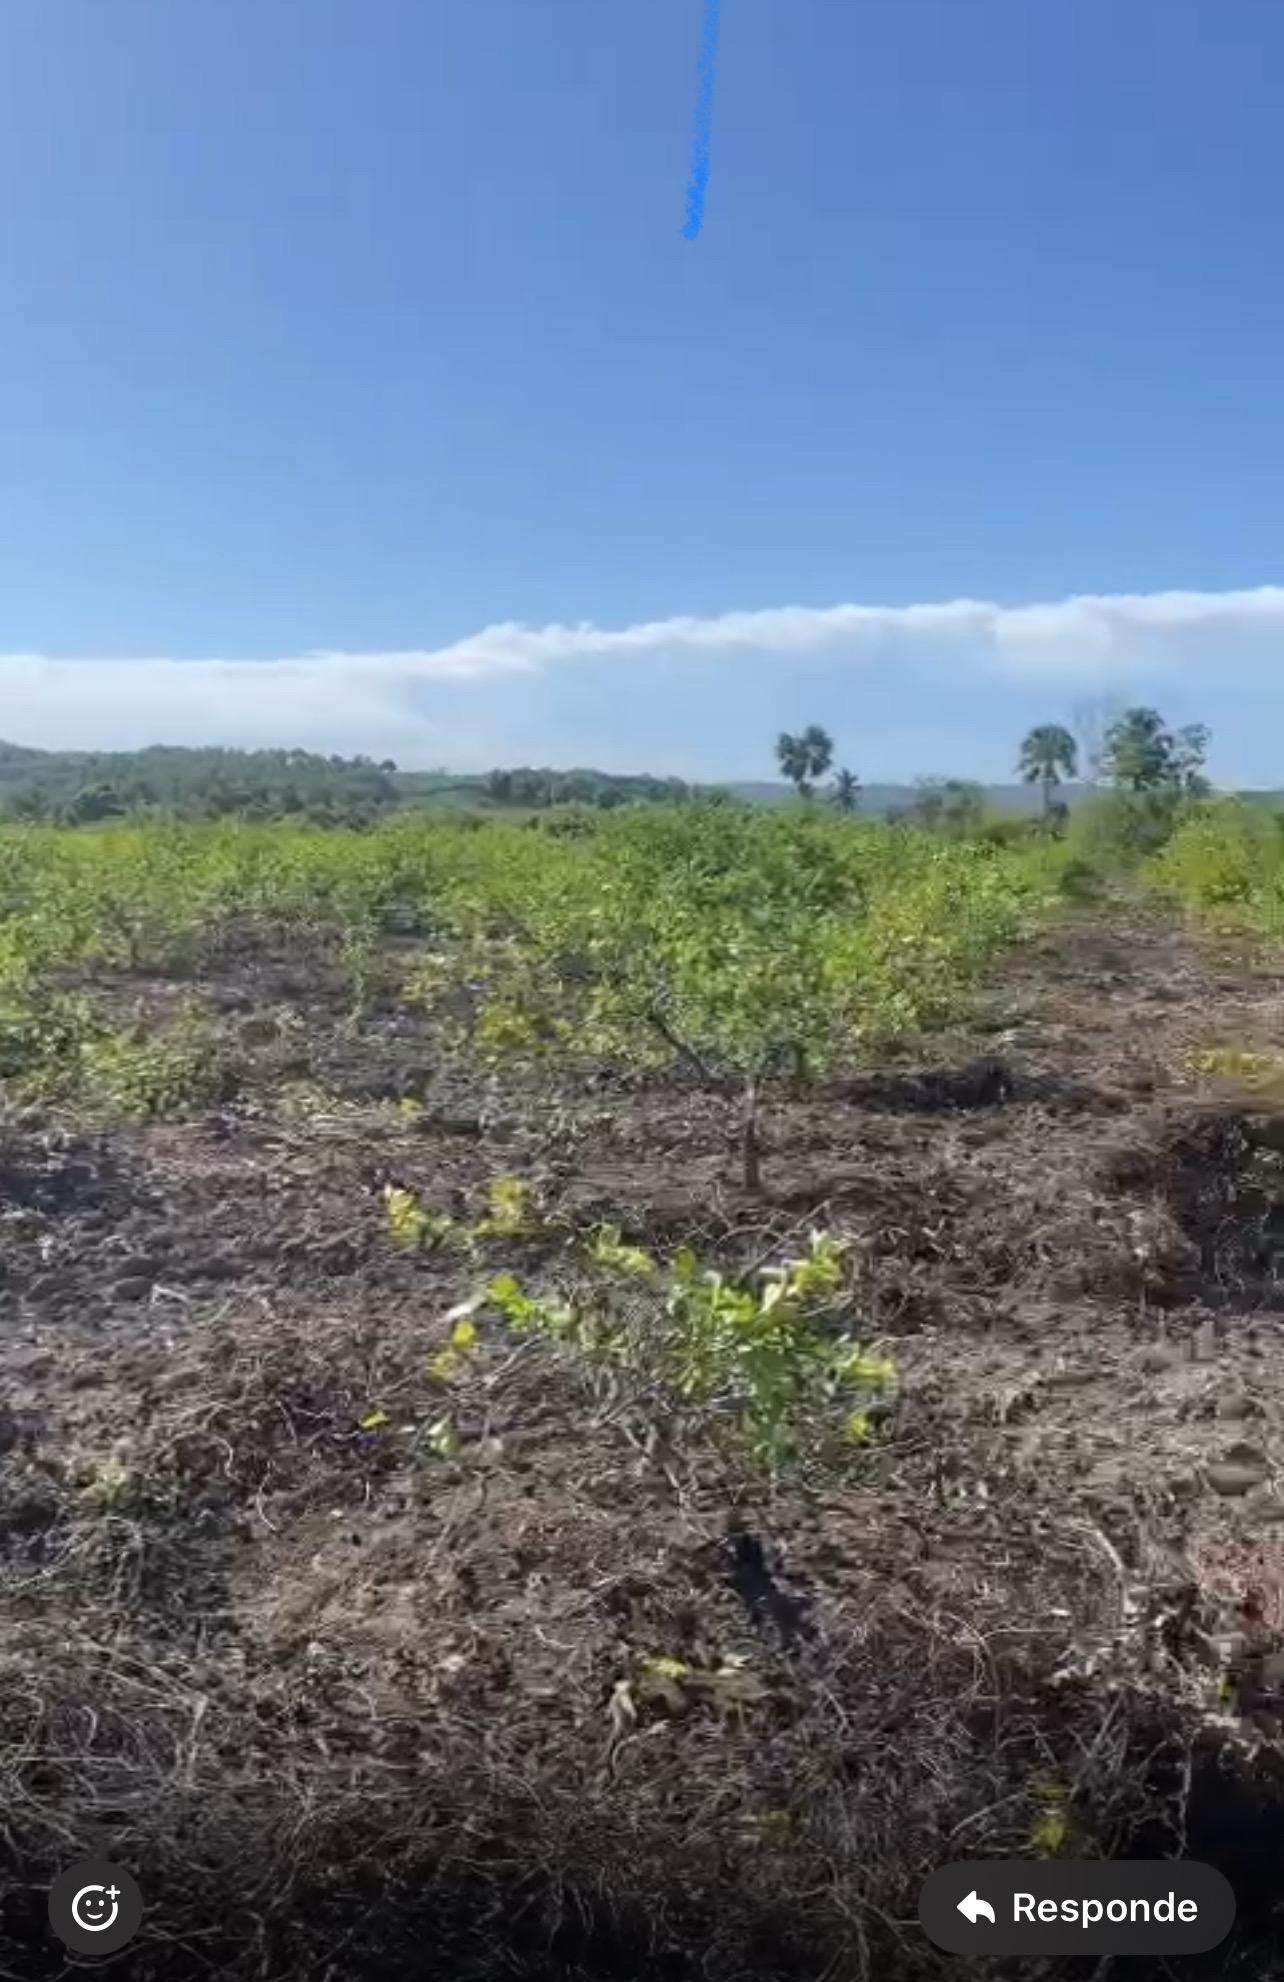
5,907,1284,1978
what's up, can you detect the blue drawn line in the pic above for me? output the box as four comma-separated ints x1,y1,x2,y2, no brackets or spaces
680,0,721,240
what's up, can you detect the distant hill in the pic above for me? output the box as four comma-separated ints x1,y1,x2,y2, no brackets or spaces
0,742,405,824
725,779,1099,815
0,743,695,825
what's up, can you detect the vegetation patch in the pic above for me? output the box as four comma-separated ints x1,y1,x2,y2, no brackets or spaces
6,773,1284,1977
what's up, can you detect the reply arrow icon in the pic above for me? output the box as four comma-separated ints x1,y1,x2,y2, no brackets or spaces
958,1891,996,1925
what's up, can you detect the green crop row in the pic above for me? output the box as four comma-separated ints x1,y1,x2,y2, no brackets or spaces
0,802,1063,1124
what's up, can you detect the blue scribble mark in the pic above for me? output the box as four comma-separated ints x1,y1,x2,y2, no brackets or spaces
680,0,721,239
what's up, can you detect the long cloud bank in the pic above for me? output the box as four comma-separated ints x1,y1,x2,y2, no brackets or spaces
0,583,1280,757
398,584,1284,678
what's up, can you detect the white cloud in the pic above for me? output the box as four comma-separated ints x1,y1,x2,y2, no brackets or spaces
398,584,1284,677
2,584,1281,760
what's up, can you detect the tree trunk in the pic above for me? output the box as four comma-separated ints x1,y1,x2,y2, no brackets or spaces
740,1074,763,1193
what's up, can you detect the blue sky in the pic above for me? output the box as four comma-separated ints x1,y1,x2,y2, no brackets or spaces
2,0,1283,784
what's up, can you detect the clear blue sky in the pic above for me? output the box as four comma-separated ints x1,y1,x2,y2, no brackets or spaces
2,0,1283,783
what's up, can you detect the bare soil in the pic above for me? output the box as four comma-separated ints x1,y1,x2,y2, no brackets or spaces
6,905,1284,1980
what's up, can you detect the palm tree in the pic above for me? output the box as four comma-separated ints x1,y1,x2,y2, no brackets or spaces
828,767,861,813
776,732,806,793
802,725,835,789
1099,708,1168,792
1018,724,1078,818
775,725,835,799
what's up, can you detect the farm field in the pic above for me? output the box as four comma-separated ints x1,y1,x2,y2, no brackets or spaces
5,803,1284,1979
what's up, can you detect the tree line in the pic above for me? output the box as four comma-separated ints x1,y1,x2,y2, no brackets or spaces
0,704,1215,832
773,705,1211,838
0,747,700,827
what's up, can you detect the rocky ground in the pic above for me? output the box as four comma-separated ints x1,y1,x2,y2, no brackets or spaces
5,904,1284,1980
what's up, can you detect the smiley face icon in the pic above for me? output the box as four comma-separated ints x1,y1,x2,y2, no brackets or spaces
49,1859,144,1955
72,1883,120,1932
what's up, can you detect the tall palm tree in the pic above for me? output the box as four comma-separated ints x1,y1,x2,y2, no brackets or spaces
775,725,835,800
827,767,861,813
1098,707,1168,792
775,732,807,794
1017,724,1078,818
